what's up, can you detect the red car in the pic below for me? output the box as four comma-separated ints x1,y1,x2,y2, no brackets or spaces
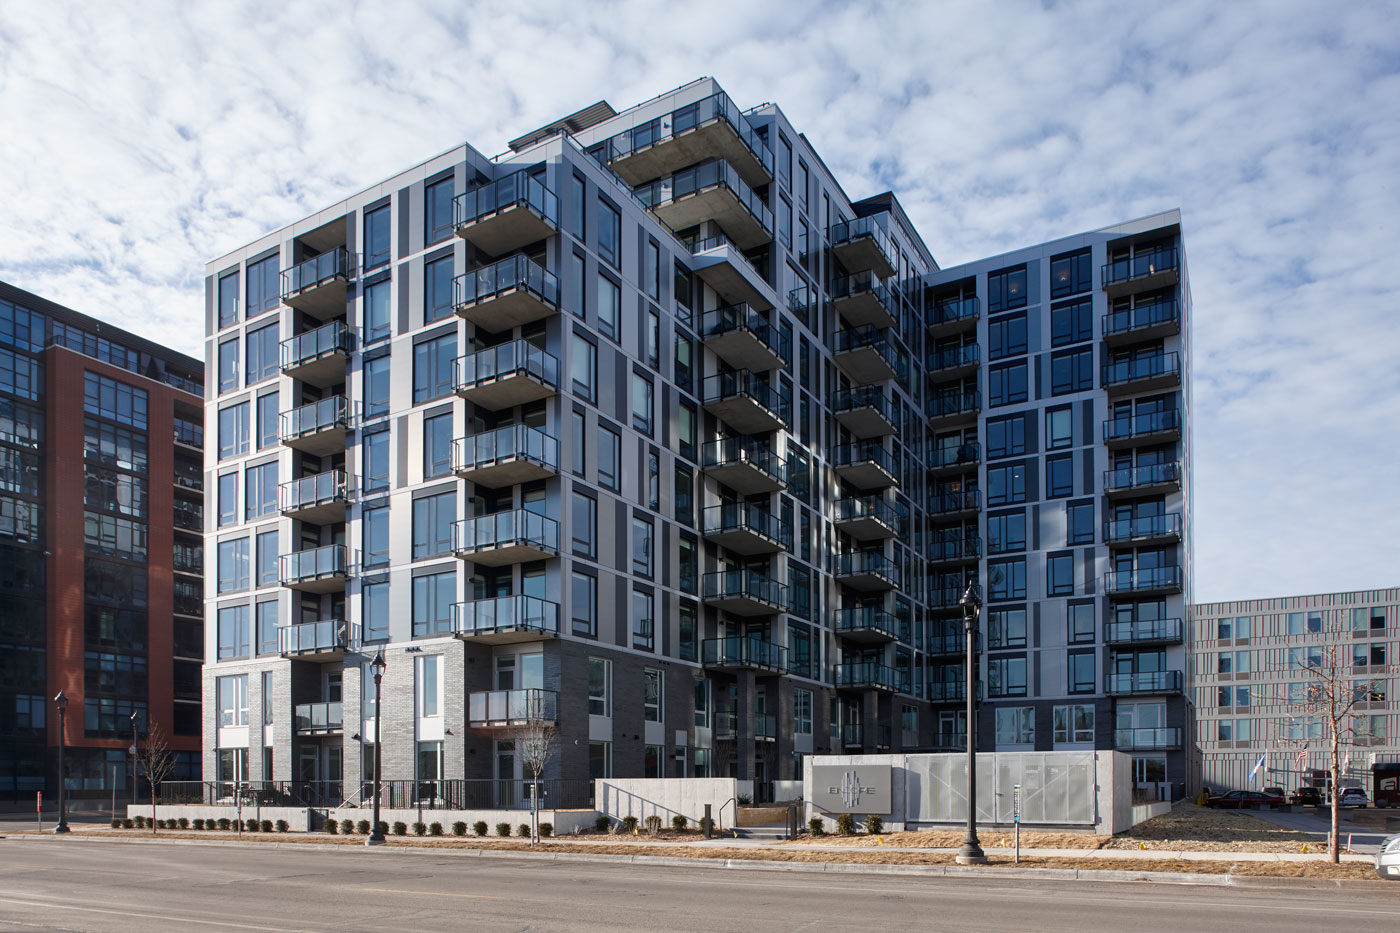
1205,790,1284,810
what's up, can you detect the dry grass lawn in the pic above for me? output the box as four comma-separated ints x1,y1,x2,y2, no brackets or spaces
1104,804,1319,852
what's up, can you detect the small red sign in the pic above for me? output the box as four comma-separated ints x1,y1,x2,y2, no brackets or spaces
36,791,42,812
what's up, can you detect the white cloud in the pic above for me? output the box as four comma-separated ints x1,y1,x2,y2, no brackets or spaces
1,0,1397,600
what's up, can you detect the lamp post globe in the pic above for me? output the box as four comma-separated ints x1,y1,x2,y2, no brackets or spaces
54,691,71,834
367,651,387,846
956,581,986,865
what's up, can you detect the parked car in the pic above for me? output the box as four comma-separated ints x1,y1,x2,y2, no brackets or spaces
1376,834,1400,880
1291,787,1322,807
1205,790,1284,810
1337,787,1368,808
1262,786,1286,799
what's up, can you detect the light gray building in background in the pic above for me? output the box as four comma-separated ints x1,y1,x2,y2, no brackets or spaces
1191,588,1398,800
200,76,1194,808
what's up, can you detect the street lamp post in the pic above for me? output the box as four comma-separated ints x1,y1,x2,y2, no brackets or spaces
129,712,140,807
367,651,387,846
54,691,70,834
955,582,986,865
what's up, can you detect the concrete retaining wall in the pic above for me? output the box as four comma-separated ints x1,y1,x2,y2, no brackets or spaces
595,778,747,829
1131,800,1172,825
126,804,314,831
773,780,803,802
355,808,596,836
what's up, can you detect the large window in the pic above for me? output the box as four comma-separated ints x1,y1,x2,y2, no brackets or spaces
597,198,620,268
257,392,279,449
363,506,389,567
987,264,1027,313
632,517,653,577
364,581,389,641
986,463,1026,505
255,529,278,587
1068,603,1095,644
1067,501,1094,545
588,657,611,716
364,430,390,492
364,356,391,419
572,492,596,558
412,491,456,560
245,255,279,318
1053,704,1094,743
218,271,240,328
643,669,663,722
1047,553,1074,596
423,413,453,479
217,473,237,527
989,361,1028,407
632,372,653,435
218,402,249,460
85,372,148,428
988,312,1027,360
995,707,1034,745
678,536,698,593
597,426,620,491
365,280,392,343
987,511,1026,553
1051,347,1093,395
1047,454,1073,498
988,608,1027,648
418,655,440,717
216,674,249,725
571,571,596,636
425,256,454,323
216,606,250,660
1046,406,1073,450
1050,248,1092,298
411,570,455,636
679,601,697,661
364,204,391,270
246,323,278,384
675,465,694,526
1051,298,1092,346
425,179,454,245
597,274,620,340
571,334,596,402
217,538,249,594
987,656,1028,697
795,689,813,734
1068,651,1096,693
245,461,277,519
631,588,654,651
988,558,1026,601
413,333,457,402
255,600,278,656
985,414,1027,459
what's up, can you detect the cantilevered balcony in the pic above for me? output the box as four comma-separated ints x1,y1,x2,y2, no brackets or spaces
280,248,355,321
452,511,559,566
1103,565,1183,597
832,386,896,438
1103,410,1181,448
929,680,966,703
1103,513,1182,547
831,271,896,329
1104,618,1184,648
928,442,981,477
454,172,559,256
689,233,776,310
925,391,981,426
833,607,899,644
280,397,348,456
451,425,559,487
927,633,965,657
453,255,559,331
700,304,787,372
294,701,343,735
1101,247,1179,299
1102,352,1180,396
279,470,351,524
702,371,785,434
1103,299,1181,346
1104,670,1184,696
453,341,558,410
701,569,787,616
451,595,559,644
832,441,897,489
702,503,791,555
468,688,558,727
925,344,980,379
835,661,899,692
754,714,777,741
835,551,900,591
701,635,788,673
279,545,348,594
928,488,980,518
280,321,351,387
926,297,980,336
828,215,897,279
832,326,901,385
929,535,981,565
701,438,787,495
1114,727,1182,751
833,496,899,540
596,89,774,188
635,159,773,250
1104,463,1181,499
278,619,359,661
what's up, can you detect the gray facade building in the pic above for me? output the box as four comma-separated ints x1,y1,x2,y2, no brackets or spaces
201,77,1194,805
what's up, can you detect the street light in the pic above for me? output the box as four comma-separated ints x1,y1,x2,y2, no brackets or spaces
54,691,70,834
367,651,387,846
956,581,986,865
129,711,141,807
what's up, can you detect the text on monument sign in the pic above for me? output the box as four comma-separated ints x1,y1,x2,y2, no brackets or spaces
809,764,892,815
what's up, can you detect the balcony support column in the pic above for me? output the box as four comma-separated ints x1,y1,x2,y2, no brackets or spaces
734,671,757,782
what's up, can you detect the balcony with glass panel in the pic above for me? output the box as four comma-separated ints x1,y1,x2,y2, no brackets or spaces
700,304,787,372
467,688,558,728
926,344,980,380
926,296,980,337
1103,299,1181,346
597,90,774,189
1103,352,1181,396
834,551,900,591
1114,727,1182,750
451,595,559,645
1104,462,1181,499
451,425,559,487
702,503,791,556
634,159,773,250
689,232,776,310
832,386,896,438
929,680,967,703
835,661,898,692
294,701,343,735
701,635,788,674
831,271,896,330
927,632,965,657
279,545,349,593
1104,618,1184,647
834,607,898,644
701,570,787,617
925,391,981,426
929,535,982,566
1103,512,1182,547
453,255,559,331
452,510,559,566
1103,409,1181,448
928,488,980,518
829,215,897,279
1103,565,1183,596
279,469,351,524
702,370,785,434
279,619,360,662
754,714,777,742
453,171,559,256
1101,246,1179,299
928,441,981,477
832,441,897,490
280,321,351,387
833,496,899,541
929,732,967,751
701,437,787,495
1104,670,1184,696
832,326,900,385
711,710,738,740
280,248,355,321
841,723,864,748
280,396,349,456
453,340,559,410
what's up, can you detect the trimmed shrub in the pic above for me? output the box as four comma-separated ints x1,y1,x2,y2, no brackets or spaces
594,816,609,833
808,817,825,836
178,818,190,830
339,819,353,835
193,818,205,831
413,822,427,836
835,813,855,836
451,821,467,837
671,814,688,833
356,820,371,835
246,819,259,833
376,821,389,837
737,795,752,805
864,815,883,835
495,822,511,837
393,821,408,836
259,820,272,833
473,821,488,837
430,822,444,836
644,815,662,834
539,822,553,838
110,818,122,829
152,819,163,829
324,818,338,834
275,820,289,833
516,823,530,837
217,818,232,831
621,815,639,833
122,818,134,829
134,816,146,829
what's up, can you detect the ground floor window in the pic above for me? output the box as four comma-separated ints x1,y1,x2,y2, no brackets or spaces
588,741,611,779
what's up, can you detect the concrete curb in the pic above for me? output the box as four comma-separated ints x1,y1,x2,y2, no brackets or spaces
8,833,1391,890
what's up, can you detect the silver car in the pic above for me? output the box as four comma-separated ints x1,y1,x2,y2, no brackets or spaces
1377,834,1400,880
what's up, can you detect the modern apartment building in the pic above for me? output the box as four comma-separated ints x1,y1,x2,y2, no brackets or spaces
1192,588,1398,801
201,77,1192,805
0,280,205,804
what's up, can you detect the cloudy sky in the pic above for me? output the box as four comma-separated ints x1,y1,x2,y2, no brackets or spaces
1,0,1397,602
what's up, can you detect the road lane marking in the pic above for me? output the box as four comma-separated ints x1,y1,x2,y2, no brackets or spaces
365,887,503,899
0,896,316,932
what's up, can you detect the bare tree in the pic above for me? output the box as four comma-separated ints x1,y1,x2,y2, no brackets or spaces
507,695,558,847
132,722,177,834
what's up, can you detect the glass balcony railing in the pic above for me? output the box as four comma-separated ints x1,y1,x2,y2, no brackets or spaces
833,441,896,475
841,723,864,746
454,171,559,231
701,437,787,486
1104,462,1181,493
1104,618,1184,645
1103,299,1180,338
451,425,559,475
1114,727,1182,749
929,297,980,327
280,396,348,441
833,496,900,529
1103,566,1183,594
468,688,558,725
700,304,789,362
173,419,203,448
278,470,349,513
702,503,792,549
1103,513,1182,543
832,386,895,423
928,489,980,515
279,619,358,656
1102,352,1180,388
929,535,981,562
830,270,894,309
294,701,343,733
1102,247,1178,288
835,552,900,586
754,714,777,740
1105,671,1184,695
928,632,965,654
281,248,354,299
925,391,981,419
451,595,559,638
702,370,783,420
926,344,980,373
454,341,559,393
836,662,898,690
172,499,203,532
828,216,895,269
452,510,559,558
633,159,773,235
1103,409,1180,443
281,321,352,371
453,254,558,309
279,545,348,584
591,89,774,180
834,607,899,640
833,325,900,362
928,442,981,470
929,680,966,702
700,635,787,670
702,570,787,608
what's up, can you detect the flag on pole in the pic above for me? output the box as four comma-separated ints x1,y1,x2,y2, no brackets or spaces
1295,747,1308,770
1249,753,1265,783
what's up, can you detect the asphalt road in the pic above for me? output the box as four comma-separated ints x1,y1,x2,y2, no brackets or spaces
0,838,1395,932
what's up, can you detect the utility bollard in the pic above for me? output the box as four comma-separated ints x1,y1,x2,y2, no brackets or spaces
703,804,712,839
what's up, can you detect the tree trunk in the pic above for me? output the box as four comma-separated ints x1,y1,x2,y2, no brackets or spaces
1329,731,1340,864
150,781,157,835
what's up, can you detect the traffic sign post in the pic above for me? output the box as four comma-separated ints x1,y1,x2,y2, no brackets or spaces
1012,784,1021,864
36,791,42,833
